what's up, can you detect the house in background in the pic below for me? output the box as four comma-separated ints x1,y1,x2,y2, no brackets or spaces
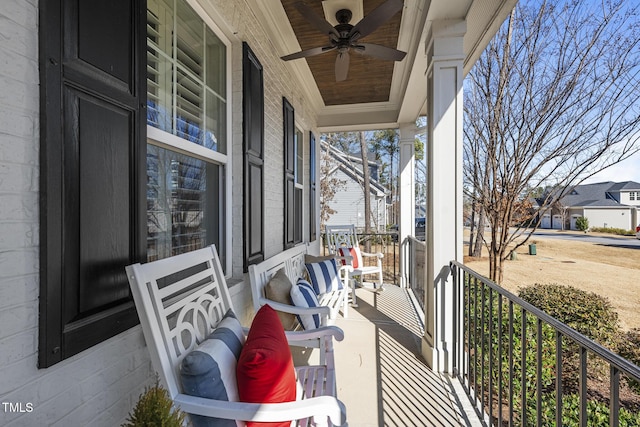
321,141,389,231
538,181,640,230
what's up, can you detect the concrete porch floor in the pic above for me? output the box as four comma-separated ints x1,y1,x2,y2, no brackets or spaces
326,284,478,426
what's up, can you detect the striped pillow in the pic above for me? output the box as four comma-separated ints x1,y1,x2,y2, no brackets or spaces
290,279,321,330
180,309,245,427
305,258,342,295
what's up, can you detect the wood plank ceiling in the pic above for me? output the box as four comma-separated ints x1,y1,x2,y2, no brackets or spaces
280,0,403,106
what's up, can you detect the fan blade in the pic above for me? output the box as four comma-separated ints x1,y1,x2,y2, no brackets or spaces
354,43,406,61
294,2,339,39
281,45,336,61
349,0,404,41
335,51,350,82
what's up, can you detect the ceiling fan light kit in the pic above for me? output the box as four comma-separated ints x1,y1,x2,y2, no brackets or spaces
281,0,407,82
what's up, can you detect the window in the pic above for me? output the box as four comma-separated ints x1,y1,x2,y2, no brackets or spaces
283,98,302,248
631,192,637,201
146,0,230,269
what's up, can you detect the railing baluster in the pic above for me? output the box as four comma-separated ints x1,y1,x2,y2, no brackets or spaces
481,282,486,414
536,318,542,427
466,270,471,394
474,276,479,405
498,295,503,426
509,301,514,427
488,288,494,425
610,365,619,427
556,331,563,427
579,346,587,427
521,308,527,427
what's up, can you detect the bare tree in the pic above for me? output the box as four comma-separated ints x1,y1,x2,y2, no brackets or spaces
464,0,640,283
319,143,346,231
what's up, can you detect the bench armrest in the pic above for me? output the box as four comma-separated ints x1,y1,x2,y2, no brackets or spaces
258,298,331,317
174,393,347,426
284,325,344,342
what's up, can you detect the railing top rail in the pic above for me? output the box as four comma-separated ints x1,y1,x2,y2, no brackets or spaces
450,260,640,381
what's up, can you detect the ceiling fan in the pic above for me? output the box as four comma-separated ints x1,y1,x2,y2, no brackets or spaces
281,0,407,82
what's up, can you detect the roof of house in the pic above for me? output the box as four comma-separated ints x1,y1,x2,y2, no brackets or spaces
321,141,388,198
560,181,640,208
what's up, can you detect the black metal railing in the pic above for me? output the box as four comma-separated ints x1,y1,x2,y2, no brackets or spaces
321,232,399,285
401,236,426,309
450,261,640,426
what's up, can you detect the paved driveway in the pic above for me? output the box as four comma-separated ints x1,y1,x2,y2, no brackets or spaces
531,230,640,249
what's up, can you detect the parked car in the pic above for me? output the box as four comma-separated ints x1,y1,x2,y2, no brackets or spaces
636,224,640,240
388,218,426,241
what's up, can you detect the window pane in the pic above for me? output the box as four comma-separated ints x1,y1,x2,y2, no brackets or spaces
147,45,173,131
206,89,226,153
147,145,222,262
295,129,303,185
146,0,227,153
206,26,226,98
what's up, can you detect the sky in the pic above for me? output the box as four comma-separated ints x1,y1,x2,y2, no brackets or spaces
583,150,640,184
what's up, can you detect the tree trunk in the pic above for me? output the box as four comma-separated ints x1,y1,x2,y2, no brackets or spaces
468,206,476,257
473,210,485,257
360,131,372,251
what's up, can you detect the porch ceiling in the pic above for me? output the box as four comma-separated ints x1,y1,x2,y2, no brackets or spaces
249,0,516,131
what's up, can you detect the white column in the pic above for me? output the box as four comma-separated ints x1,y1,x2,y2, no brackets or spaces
398,123,416,288
422,20,466,373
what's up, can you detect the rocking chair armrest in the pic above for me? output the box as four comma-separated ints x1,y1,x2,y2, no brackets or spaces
174,393,347,426
361,251,384,259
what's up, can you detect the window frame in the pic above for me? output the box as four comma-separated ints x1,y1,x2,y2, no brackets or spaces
145,0,233,275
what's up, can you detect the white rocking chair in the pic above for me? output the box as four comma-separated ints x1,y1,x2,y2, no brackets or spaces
325,225,384,298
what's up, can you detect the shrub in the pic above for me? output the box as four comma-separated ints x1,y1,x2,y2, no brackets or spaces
575,216,589,231
122,379,186,427
618,328,640,393
589,226,635,236
536,393,640,426
518,284,619,349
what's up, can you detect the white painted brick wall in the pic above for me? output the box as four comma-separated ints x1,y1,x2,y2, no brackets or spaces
0,0,318,425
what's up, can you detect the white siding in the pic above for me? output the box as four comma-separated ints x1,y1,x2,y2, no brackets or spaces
324,169,386,231
0,1,318,425
584,208,633,230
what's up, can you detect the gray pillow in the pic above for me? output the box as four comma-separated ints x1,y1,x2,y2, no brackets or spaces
180,309,244,427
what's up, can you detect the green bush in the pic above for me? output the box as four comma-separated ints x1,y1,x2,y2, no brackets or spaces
518,284,619,349
536,393,640,426
618,328,640,393
575,216,589,231
122,379,186,427
589,226,635,236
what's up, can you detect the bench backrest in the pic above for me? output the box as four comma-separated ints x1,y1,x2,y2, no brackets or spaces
248,244,308,312
125,245,231,400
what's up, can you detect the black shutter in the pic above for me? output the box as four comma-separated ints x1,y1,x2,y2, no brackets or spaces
242,43,264,270
309,132,317,241
39,0,147,367
283,98,295,249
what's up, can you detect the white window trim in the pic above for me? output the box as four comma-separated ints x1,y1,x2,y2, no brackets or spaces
147,0,233,276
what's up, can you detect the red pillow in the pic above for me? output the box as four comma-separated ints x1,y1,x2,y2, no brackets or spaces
339,246,360,269
236,305,296,427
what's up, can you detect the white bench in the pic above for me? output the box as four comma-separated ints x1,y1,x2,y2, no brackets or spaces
126,245,347,426
248,245,351,329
